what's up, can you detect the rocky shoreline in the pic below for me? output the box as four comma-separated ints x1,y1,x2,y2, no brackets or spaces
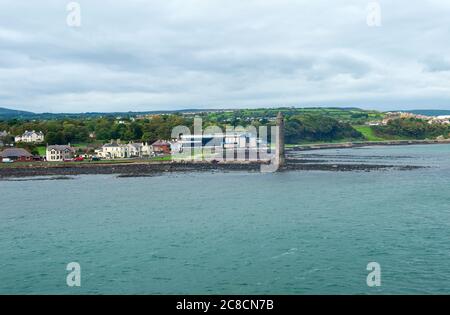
1,141,439,179
291,139,450,151
0,158,425,179
0,162,261,178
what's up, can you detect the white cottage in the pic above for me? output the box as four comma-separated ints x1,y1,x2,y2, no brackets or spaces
46,145,75,162
97,141,128,159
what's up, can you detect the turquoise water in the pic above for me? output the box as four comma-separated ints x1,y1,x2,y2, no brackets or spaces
1,144,450,294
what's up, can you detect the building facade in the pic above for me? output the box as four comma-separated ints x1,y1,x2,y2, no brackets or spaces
15,130,44,143
97,141,128,159
96,141,153,159
46,145,75,162
180,133,258,150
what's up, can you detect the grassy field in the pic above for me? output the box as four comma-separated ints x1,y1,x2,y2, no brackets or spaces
36,146,46,156
352,125,420,141
353,125,385,141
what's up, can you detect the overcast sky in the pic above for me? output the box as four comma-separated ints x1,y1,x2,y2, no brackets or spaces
1,0,450,113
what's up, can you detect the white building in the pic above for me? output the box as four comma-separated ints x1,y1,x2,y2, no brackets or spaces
141,143,153,157
46,145,75,162
15,130,44,143
180,133,258,150
96,140,153,159
97,141,128,159
127,142,143,157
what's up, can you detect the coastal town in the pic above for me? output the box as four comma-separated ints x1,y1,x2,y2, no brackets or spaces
2,108,450,165
1,132,178,163
366,111,450,126
0,129,265,164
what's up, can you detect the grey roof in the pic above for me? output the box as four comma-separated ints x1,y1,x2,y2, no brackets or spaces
152,140,170,146
0,130,8,137
129,143,143,148
47,145,75,152
103,142,122,148
0,148,33,158
22,130,44,137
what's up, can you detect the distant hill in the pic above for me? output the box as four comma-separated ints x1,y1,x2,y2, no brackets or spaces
0,107,36,119
405,109,450,116
0,107,223,120
2,105,449,120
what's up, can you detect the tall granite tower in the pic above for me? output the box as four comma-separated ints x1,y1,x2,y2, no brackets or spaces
276,112,285,167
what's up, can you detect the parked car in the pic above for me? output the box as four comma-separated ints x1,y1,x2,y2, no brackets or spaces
73,156,84,162
91,156,101,161
1,158,13,163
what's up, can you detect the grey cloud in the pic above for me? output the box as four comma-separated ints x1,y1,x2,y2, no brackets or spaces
421,56,450,72
0,0,450,112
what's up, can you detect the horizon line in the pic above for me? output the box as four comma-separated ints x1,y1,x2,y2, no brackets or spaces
2,105,450,116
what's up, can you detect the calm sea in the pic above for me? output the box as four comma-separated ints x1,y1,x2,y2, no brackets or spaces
1,144,450,294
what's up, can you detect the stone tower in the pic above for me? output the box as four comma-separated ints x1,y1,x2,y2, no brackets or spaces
276,112,285,167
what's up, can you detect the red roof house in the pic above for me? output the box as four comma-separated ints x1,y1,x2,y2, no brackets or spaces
152,140,171,154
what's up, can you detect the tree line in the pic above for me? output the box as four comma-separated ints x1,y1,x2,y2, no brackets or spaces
3,114,447,148
0,115,192,145
373,118,450,139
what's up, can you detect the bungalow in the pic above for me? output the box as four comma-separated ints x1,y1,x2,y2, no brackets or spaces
0,148,33,162
46,145,76,162
15,130,44,143
152,140,171,154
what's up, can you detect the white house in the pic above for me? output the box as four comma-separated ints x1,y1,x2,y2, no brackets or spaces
96,140,153,159
127,143,143,157
141,143,153,157
46,145,75,162
15,130,44,143
97,141,128,159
